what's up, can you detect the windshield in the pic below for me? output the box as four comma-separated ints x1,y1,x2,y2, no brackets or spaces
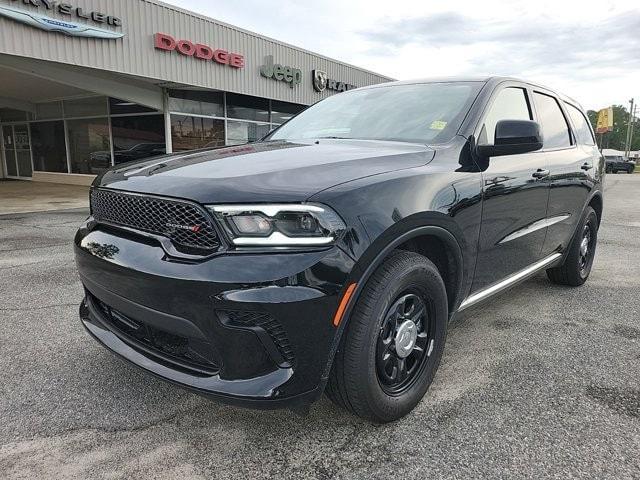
268,82,482,145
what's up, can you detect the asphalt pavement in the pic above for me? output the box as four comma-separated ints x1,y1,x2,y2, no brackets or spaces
0,175,638,479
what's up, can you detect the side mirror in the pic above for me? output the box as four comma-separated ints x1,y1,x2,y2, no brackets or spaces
477,120,543,158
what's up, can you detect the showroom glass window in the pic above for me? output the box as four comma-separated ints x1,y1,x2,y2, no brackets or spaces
35,101,63,120
532,92,571,149
2,125,17,176
64,97,108,117
225,94,271,145
67,118,112,174
0,108,31,122
271,100,305,125
111,115,166,165
171,115,225,151
227,120,271,145
13,125,32,177
109,98,158,115
565,103,595,146
31,121,67,172
482,87,532,144
226,93,270,122
169,90,224,117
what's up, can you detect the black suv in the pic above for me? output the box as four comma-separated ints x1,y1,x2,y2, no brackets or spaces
75,78,604,423
604,154,635,174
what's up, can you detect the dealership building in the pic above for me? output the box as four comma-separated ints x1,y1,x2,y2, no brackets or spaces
0,0,391,185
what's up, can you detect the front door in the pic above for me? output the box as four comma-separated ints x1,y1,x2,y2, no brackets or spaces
471,85,550,292
2,124,33,179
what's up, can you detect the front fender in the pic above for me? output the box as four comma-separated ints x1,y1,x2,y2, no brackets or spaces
310,166,484,382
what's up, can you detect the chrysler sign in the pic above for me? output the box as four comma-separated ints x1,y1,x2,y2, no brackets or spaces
0,2,123,39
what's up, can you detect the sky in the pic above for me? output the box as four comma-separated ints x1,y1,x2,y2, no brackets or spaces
163,0,639,112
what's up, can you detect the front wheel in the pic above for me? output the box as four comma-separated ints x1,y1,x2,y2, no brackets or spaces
546,206,598,286
326,251,448,423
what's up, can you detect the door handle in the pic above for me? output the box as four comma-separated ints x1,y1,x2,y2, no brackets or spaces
581,163,592,170
532,169,550,179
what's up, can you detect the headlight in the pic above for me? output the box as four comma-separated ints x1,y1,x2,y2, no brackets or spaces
208,204,346,247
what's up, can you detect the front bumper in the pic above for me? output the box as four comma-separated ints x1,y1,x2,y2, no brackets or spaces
75,219,356,409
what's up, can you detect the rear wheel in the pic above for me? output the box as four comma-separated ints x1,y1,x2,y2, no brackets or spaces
326,251,447,423
546,206,598,286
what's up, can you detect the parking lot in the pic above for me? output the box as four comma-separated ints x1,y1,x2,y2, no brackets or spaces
0,175,638,479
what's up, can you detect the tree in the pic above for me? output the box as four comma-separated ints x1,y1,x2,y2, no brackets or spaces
587,105,640,151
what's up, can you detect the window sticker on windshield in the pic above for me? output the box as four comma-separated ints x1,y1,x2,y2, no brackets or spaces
430,120,447,130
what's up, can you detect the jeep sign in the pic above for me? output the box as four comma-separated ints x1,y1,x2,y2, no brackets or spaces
260,55,302,88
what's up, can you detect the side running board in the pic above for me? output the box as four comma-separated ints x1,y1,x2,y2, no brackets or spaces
457,252,563,311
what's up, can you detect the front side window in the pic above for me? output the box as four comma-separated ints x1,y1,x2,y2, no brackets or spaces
565,103,595,146
533,92,571,149
269,82,482,145
481,87,532,144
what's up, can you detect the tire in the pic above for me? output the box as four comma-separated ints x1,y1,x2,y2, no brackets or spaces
546,206,598,286
326,250,448,423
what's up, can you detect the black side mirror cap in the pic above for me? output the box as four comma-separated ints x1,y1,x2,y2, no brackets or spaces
477,119,543,158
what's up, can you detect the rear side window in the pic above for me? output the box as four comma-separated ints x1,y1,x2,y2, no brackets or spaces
482,87,532,144
532,92,571,149
566,103,596,146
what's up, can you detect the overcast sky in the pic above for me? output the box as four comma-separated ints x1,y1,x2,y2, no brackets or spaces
163,0,639,111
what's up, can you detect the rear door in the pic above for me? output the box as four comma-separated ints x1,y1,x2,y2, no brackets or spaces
531,93,596,256
471,83,551,292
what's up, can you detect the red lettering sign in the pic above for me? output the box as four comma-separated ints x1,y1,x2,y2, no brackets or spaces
229,53,244,68
176,40,196,56
154,33,175,51
153,33,244,69
195,44,214,60
213,49,229,65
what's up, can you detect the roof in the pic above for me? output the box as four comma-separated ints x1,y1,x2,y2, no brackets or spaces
355,76,584,110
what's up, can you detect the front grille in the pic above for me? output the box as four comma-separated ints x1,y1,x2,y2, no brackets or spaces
219,310,295,366
91,189,220,254
93,296,220,376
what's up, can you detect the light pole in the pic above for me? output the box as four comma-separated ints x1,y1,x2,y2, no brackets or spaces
629,103,637,159
624,98,635,158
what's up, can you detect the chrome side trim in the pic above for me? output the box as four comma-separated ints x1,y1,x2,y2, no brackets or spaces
458,252,563,311
498,214,571,244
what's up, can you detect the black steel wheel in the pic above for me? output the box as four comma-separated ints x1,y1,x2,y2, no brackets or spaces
578,223,594,276
326,251,448,423
376,292,433,395
547,206,598,286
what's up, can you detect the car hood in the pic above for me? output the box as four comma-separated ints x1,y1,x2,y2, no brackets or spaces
95,139,434,203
